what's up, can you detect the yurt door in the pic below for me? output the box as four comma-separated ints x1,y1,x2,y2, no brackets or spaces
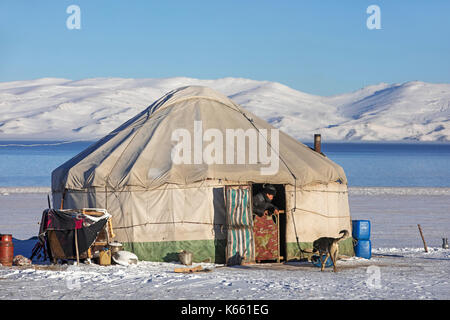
225,186,255,264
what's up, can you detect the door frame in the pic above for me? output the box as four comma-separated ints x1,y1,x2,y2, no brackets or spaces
250,183,287,263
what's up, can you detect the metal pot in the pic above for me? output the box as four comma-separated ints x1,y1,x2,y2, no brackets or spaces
178,251,193,265
108,242,123,254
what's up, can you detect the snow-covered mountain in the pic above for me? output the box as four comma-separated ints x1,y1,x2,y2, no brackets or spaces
0,77,449,142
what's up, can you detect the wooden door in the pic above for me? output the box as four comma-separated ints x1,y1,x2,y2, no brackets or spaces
254,213,280,262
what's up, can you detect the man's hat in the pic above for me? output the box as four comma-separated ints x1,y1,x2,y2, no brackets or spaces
263,184,276,196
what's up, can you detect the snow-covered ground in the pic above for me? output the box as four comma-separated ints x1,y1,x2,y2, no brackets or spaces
0,77,449,142
0,188,449,300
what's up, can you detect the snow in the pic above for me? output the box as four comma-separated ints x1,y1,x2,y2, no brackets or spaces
1,189,449,300
0,77,449,142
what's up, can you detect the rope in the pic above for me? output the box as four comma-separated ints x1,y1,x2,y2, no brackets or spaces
230,103,313,260
300,189,348,194
231,106,311,260
291,179,307,259
113,221,226,230
292,208,349,219
239,111,297,181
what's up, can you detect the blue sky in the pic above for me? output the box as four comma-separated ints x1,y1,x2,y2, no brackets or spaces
1,0,449,95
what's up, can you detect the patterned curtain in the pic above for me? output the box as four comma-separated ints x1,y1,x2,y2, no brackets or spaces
225,186,255,264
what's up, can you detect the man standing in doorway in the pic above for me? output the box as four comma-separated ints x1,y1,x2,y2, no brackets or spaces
253,184,279,217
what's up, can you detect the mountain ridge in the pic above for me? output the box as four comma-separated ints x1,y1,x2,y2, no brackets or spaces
0,77,448,142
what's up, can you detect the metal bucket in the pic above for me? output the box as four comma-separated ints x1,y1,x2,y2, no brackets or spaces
108,242,123,254
0,234,14,267
443,238,449,249
178,251,193,265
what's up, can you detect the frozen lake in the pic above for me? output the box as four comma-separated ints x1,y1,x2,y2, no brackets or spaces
1,141,450,187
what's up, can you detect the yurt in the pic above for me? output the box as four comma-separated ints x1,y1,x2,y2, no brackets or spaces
52,86,353,263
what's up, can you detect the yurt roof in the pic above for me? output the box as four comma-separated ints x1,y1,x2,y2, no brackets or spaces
52,86,347,191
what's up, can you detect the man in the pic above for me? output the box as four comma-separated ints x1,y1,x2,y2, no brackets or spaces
252,184,279,217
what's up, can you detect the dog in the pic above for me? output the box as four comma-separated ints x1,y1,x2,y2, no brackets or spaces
312,230,349,272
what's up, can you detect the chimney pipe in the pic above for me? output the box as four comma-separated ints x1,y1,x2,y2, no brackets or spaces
314,134,321,153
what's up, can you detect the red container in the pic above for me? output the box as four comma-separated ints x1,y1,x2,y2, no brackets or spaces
0,234,14,266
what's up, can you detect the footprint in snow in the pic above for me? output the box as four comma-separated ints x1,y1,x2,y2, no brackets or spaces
141,278,152,284
221,280,232,286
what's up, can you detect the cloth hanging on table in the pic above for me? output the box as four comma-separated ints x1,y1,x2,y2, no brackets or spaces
37,209,109,259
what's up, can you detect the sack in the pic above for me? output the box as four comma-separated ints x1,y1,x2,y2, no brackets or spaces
13,255,32,266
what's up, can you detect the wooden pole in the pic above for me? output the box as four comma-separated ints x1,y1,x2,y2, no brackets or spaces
60,189,66,210
174,265,203,273
417,224,428,253
74,228,80,265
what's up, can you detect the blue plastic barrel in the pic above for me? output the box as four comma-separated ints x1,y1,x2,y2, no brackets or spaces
354,239,371,259
352,220,371,240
